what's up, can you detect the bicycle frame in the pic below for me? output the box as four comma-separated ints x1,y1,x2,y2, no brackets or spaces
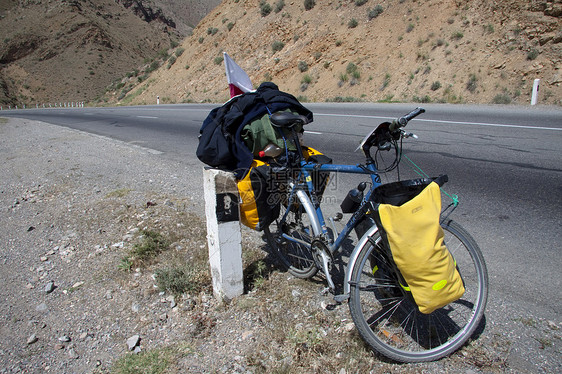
274,159,384,298
299,161,381,250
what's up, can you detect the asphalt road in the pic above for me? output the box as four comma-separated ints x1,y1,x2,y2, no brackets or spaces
2,103,561,324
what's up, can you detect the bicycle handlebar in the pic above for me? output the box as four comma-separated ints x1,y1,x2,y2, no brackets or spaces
389,107,425,132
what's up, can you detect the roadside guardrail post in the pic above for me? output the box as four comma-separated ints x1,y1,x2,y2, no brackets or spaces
203,167,244,301
531,79,540,105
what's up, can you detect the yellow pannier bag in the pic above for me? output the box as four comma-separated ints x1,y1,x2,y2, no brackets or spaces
373,177,465,314
237,159,280,231
237,147,331,231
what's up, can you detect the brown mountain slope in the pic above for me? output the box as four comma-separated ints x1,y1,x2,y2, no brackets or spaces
120,0,561,106
0,0,176,106
0,0,222,107
114,0,222,36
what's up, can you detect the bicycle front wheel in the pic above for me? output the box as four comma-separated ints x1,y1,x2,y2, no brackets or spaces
264,200,318,279
348,219,488,362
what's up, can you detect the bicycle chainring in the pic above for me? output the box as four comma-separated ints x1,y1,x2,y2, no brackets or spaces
311,239,333,271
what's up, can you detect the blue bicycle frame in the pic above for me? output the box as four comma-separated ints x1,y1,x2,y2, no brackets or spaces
285,160,382,254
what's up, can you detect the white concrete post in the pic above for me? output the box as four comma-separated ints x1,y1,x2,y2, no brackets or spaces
203,168,244,301
531,79,540,105
157,96,160,105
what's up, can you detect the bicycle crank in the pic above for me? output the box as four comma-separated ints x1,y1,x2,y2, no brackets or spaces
311,239,336,293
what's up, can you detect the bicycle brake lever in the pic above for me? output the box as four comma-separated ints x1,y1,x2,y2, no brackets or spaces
401,130,418,139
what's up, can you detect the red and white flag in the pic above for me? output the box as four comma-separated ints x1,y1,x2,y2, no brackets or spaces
223,52,253,98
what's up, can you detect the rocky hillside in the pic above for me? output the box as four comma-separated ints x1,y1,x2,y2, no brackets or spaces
0,0,220,106
117,0,561,106
115,0,222,36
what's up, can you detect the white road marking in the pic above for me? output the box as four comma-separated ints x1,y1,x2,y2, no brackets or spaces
315,113,561,131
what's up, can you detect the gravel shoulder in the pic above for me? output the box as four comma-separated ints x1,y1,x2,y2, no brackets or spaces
0,117,560,373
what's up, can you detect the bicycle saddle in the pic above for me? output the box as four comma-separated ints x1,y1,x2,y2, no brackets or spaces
270,111,309,128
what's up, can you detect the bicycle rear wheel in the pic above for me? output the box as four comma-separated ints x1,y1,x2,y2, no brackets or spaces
264,198,318,279
348,219,488,362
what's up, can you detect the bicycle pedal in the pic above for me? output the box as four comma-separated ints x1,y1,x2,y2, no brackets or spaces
321,300,338,311
333,294,349,303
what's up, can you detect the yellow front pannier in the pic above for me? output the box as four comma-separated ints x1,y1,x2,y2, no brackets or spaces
372,177,465,314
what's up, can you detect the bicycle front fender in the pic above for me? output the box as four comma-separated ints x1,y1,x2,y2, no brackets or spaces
341,224,380,300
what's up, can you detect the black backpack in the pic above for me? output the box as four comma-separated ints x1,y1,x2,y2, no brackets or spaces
196,82,313,179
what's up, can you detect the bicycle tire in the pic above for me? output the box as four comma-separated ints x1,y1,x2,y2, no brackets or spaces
348,219,488,362
264,200,318,279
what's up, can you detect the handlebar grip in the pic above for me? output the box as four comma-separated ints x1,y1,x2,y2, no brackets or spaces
389,107,425,132
403,107,425,122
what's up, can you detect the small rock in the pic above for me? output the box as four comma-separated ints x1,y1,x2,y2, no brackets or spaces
133,346,142,354
35,303,48,313
547,320,559,330
54,343,65,350
71,281,84,289
45,281,56,294
27,334,38,345
126,335,140,351
67,348,79,359
79,332,89,340
241,330,253,341
40,256,48,262
131,303,140,313
344,322,355,332
58,335,71,343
